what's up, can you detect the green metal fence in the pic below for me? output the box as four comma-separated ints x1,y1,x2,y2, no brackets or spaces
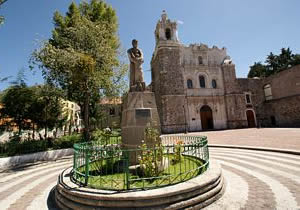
72,135,209,191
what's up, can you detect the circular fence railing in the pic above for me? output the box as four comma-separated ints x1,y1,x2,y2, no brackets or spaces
72,135,209,191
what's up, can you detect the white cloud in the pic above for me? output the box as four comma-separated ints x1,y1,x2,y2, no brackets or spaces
177,20,184,25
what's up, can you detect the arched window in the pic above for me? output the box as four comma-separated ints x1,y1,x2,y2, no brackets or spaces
264,84,272,101
198,56,203,65
199,76,206,88
212,79,217,88
165,28,171,40
187,79,193,89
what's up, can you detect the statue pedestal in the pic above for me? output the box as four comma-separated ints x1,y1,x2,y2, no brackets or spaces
121,91,160,165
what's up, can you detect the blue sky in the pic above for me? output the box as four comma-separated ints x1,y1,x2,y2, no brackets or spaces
0,0,300,90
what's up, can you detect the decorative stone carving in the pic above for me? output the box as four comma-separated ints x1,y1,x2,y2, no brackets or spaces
223,56,233,64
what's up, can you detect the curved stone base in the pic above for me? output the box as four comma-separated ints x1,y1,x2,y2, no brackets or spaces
55,160,225,209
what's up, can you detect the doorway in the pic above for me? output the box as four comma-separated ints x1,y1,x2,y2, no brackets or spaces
246,110,256,128
200,105,214,130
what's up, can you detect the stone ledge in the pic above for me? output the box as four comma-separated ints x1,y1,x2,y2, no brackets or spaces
0,148,73,171
55,160,224,209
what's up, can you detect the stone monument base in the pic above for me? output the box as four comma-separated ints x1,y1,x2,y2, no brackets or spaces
121,91,160,164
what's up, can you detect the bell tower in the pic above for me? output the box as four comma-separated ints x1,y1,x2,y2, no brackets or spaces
151,11,185,134
155,10,180,44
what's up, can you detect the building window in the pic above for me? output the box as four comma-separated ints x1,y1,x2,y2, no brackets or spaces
109,108,115,116
199,76,206,88
198,56,203,65
187,79,193,89
212,79,217,88
245,93,251,104
264,84,273,101
165,28,171,40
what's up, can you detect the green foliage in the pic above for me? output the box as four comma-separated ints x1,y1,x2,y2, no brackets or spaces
248,48,300,78
144,126,161,146
91,128,121,144
0,84,35,135
0,84,63,137
1,138,48,157
29,85,63,137
31,0,127,140
138,127,164,178
0,0,8,25
52,134,82,149
172,139,184,164
0,134,82,157
247,62,268,78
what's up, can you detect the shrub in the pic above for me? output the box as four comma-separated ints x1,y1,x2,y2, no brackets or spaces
172,140,184,164
53,134,82,149
138,127,164,178
1,136,48,156
91,128,121,145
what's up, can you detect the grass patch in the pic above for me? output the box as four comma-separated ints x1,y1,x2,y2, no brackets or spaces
74,154,206,190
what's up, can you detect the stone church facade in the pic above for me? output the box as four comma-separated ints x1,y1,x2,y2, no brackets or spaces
150,12,300,133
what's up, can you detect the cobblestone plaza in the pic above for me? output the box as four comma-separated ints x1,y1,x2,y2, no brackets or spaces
0,128,300,209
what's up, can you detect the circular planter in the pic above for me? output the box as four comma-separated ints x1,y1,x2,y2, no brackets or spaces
55,160,225,209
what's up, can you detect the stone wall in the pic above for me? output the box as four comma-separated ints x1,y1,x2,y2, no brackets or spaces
234,64,300,128
160,95,186,133
263,65,300,99
258,65,300,127
152,46,186,133
263,96,300,127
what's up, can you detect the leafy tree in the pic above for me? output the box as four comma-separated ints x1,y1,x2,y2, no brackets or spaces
247,62,267,78
29,85,63,139
0,83,63,140
31,0,126,141
248,48,300,78
291,54,300,66
265,52,278,74
0,0,8,25
0,84,34,137
10,68,27,86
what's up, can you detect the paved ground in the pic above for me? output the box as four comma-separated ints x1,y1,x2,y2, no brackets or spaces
0,128,300,209
207,148,300,210
190,128,300,151
0,158,71,210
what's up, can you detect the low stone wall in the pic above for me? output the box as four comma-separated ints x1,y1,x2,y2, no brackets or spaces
55,160,225,209
0,148,73,171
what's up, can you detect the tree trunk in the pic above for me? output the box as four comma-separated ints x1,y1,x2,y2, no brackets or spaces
44,107,48,139
68,122,71,135
55,127,58,139
18,123,22,137
44,127,48,139
32,124,35,140
83,94,90,141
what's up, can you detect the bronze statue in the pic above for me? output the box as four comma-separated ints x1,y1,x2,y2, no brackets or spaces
127,39,145,91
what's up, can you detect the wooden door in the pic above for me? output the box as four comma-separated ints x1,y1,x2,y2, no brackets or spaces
200,106,214,130
246,110,256,128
